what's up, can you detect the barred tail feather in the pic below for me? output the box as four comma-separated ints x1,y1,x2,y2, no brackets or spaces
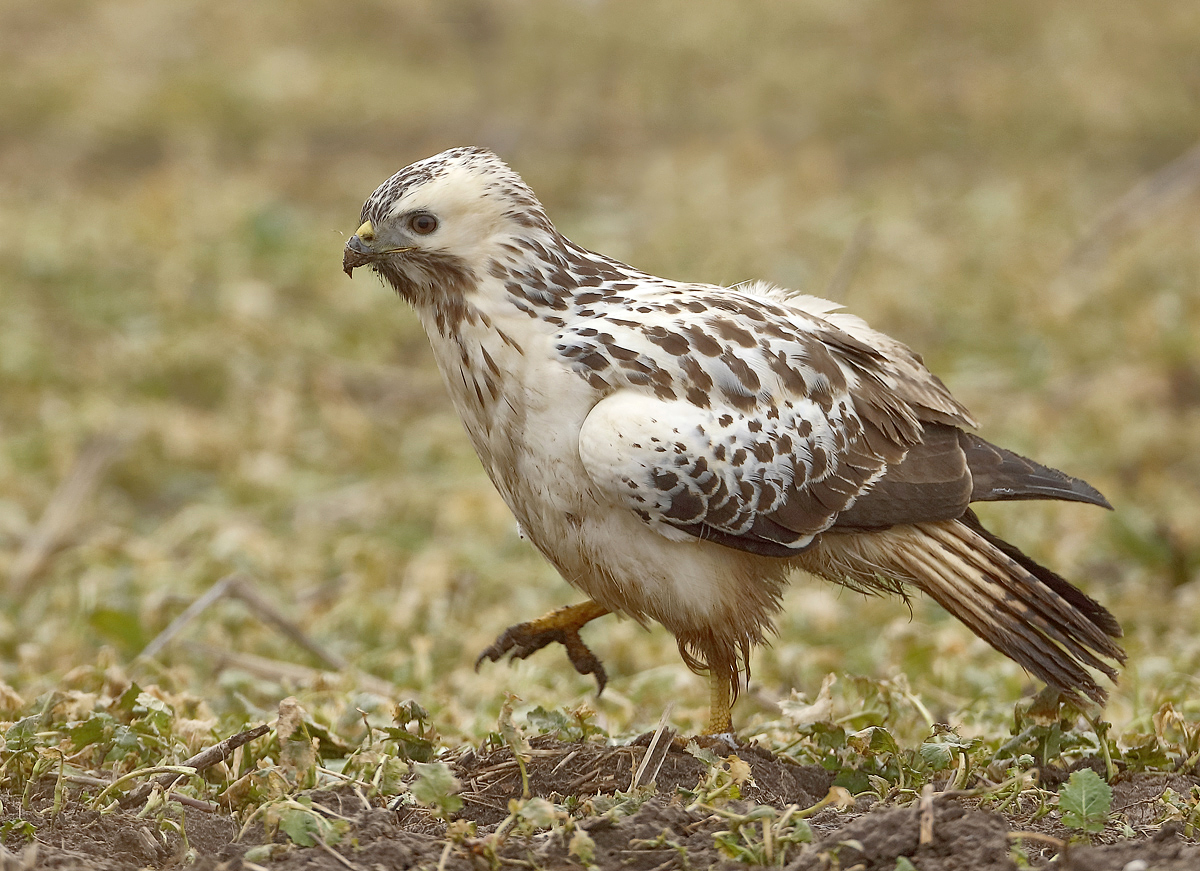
801,517,1125,705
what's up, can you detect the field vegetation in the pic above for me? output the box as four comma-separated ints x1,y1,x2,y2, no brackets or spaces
1,1,1199,867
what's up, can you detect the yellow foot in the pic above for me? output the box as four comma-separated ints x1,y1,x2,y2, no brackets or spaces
476,601,611,693
703,671,734,736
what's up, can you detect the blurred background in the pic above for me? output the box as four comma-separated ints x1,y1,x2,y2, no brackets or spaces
1,0,1198,738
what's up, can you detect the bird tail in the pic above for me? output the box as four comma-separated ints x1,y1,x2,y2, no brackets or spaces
802,510,1124,704
959,432,1113,509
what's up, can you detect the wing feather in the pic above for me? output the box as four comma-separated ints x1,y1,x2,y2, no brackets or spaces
569,285,973,555
570,283,1104,558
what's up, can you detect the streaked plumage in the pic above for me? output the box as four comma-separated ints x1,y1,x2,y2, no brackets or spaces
343,147,1123,732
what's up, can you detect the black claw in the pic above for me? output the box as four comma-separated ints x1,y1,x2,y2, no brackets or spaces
475,621,608,695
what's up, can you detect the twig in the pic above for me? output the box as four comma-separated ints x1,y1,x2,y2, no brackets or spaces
823,219,873,301
178,642,398,697
919,783,935,845
139,574,347,672
226,577,348,670
1007,831,1065,849
1065,139,1200,273
120,723,270,808
314,835,361,870
549,749,579,776
9,434,125,598
632,705,675,789
567,768,602,793
39,773,219,812
139,574,241,660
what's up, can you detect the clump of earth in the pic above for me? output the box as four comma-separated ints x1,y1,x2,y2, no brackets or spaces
4,735,1198,870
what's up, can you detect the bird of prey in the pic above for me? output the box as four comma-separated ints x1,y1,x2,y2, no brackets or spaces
343,147,1123,734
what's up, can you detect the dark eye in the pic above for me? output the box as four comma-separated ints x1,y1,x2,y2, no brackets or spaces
409,213,438,235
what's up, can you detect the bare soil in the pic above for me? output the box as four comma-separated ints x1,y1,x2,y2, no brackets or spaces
3,737,1198,870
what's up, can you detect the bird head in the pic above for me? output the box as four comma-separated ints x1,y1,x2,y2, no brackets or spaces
343,147,555,307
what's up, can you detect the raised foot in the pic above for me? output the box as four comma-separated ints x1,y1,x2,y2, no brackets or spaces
475,601,610,694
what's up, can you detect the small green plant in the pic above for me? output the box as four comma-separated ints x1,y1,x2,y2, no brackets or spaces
678,742,753,808
525,705,605,742
0,819,36,844
1159,785,1200,837
410,761,464,819
1058,769,1112,835
710,804,814,866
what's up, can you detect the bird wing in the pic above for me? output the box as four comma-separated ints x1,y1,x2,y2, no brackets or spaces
572,286,978,556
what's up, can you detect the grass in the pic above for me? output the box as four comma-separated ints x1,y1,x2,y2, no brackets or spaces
1,0,1199,825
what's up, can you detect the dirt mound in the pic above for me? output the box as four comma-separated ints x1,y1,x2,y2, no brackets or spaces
3,738,1199,869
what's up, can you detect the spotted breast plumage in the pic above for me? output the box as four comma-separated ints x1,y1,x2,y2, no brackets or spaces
343,146,1123,733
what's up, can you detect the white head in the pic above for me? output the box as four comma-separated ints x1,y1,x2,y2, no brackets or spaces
343,147,557,311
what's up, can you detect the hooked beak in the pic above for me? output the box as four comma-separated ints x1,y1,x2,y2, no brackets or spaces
342,219,415,277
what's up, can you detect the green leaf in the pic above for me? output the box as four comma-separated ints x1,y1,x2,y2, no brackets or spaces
833,769,871,795
410,761,463,818
1059,769,1112,834
895,857,918,871
395,699,430,730
526,706,575,740
918,732,975,772
377,756,410,796
103,725,147,765
0,820,36,843
683,740,722,767
515,796,559,830
68,713,114,750
279,806,322,847
4,716,43,753
243,844,286,863
569,830,597,866
111,683,144,722
918,742,954,771
132,692,173,736
379,726,435,762
848,726,899,757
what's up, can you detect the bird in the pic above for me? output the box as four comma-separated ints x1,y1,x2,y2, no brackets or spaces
342,146,1124,734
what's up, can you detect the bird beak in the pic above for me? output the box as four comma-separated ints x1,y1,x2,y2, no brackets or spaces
343,220,377,277
342,219,416,277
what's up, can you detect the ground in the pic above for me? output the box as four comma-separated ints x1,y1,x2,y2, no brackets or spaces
3,1,1200,869
4,734,1199,870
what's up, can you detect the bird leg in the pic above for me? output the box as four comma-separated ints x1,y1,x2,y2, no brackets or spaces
705,672,734,736
476,600,611,693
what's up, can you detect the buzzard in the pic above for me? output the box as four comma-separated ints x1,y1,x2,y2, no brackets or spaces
343,147,1123,733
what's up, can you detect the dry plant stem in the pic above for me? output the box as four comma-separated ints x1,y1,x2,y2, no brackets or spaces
919,783,935,845
793,786,853,820
183,641,402,693
93,766,199,809
52,773,218,812
1065,139,1200,272
1007,831,1066,849
226,576,348,670
120,723,271,808
139,574,241,660
8,434,125,599
314,836,360,870
140,573,347,671
632,704,675,789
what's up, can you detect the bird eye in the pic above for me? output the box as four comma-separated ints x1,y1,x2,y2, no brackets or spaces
409,213,438,235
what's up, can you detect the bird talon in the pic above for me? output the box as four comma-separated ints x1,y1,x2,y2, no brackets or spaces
476,611,608,695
